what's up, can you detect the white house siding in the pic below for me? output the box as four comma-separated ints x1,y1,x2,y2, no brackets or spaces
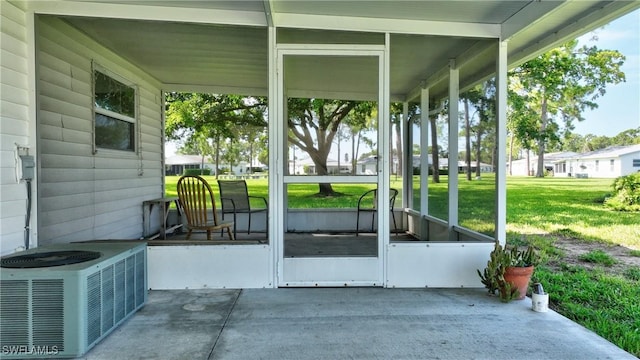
36,16,164,245
1,1,32,255
567,149,640,179
621,152,640,176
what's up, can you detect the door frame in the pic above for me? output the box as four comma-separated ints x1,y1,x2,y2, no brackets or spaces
274,43,391,287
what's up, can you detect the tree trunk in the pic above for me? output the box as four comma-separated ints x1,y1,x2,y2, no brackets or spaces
508,134,514,176
318,183,336,195
536,97,548,177
395,119,403,177
475,127,483,178
351,131,357,175
337,140,341,174
248,140,254,174
464,99,472,180
430,115,440,183
526,149,531,176
310,153,336,196
215,135,220,179
314,162,336,195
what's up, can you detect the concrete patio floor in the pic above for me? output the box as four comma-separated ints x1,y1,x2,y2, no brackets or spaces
79,288,635,360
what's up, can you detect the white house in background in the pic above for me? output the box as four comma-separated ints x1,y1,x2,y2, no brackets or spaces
165,155,215,175
565,144,640,178
166,155,266,176
508,145,640,178
508,152,578,176
289,157,352,175
455,161,494,174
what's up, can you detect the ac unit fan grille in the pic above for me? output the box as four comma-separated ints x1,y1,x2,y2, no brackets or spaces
1,251,101,268
0,279,64,351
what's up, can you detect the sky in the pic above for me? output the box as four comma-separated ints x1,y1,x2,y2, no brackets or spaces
571,9,640,137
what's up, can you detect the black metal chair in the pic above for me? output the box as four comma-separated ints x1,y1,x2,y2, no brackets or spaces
218,180,268,239
356,188,399,236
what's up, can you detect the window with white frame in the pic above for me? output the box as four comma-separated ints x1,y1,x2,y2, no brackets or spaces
610,159,615,171
595,160,599,171
93,68,137,152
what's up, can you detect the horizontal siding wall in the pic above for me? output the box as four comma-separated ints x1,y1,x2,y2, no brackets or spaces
621,153,639,176
0,1,31,255
37,15,164,245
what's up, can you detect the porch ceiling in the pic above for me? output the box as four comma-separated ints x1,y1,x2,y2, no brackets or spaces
43,0,638,102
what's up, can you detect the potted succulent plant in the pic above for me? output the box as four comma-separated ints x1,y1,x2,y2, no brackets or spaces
477,241,537,302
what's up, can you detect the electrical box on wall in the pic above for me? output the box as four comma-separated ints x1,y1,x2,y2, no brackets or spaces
20,155,35,180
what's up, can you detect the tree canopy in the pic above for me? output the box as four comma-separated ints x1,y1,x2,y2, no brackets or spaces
508,40,625,177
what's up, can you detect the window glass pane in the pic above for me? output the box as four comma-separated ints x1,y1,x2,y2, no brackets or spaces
94,71,135,117
95,113,134,151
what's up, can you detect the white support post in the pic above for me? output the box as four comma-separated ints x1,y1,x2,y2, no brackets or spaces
420,88,429,217
495,41,508,246
448,59,459,240
402,102,410,209
379,33,391,286
268,26,279,287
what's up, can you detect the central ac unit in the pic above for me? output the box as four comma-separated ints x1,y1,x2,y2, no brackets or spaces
0,242,147,359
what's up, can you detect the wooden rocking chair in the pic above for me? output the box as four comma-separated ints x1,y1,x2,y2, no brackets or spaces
177,175,234,240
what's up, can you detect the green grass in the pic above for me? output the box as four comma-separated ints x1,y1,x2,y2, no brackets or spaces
533,265,640,357
504,177,640,249
165,175,639,248
578,250,617,267
166,174,640,356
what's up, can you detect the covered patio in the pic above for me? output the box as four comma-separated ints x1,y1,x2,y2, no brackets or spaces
2,1,639,286
2,1,640,358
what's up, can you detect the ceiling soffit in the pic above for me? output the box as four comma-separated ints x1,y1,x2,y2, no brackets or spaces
40,1,640,102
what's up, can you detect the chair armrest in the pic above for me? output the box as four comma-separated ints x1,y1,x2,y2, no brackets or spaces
248,195,268,208
220,197,237,211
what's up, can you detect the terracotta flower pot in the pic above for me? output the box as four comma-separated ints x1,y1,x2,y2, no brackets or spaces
503,265,534,300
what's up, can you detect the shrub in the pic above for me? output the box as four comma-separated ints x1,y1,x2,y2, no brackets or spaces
604,173,640,211
183,168,211,176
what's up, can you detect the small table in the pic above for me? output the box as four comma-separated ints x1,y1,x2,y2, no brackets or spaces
143,197,183,240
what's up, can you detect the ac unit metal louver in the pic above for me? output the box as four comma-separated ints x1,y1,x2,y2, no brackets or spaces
0,242,147,359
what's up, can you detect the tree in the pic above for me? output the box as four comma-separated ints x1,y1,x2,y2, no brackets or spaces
509,40,625,177
345,110,376,175
429,103,449,183
165,93,268,177
461,80,496,179
389,103,420,177
612,128,640,146
287,98,375,196
166,94,375,194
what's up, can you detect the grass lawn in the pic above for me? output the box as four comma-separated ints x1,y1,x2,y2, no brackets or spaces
166,175,638,248
165,174,640,356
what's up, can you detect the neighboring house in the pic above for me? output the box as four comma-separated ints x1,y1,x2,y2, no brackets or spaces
357,156,378,175
509,152,578,177
1,0,637,290
508,145,640,178
566,144,640,178
165,155,214,175
456,161,493,174
290,157,352,175
166,155,266,176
